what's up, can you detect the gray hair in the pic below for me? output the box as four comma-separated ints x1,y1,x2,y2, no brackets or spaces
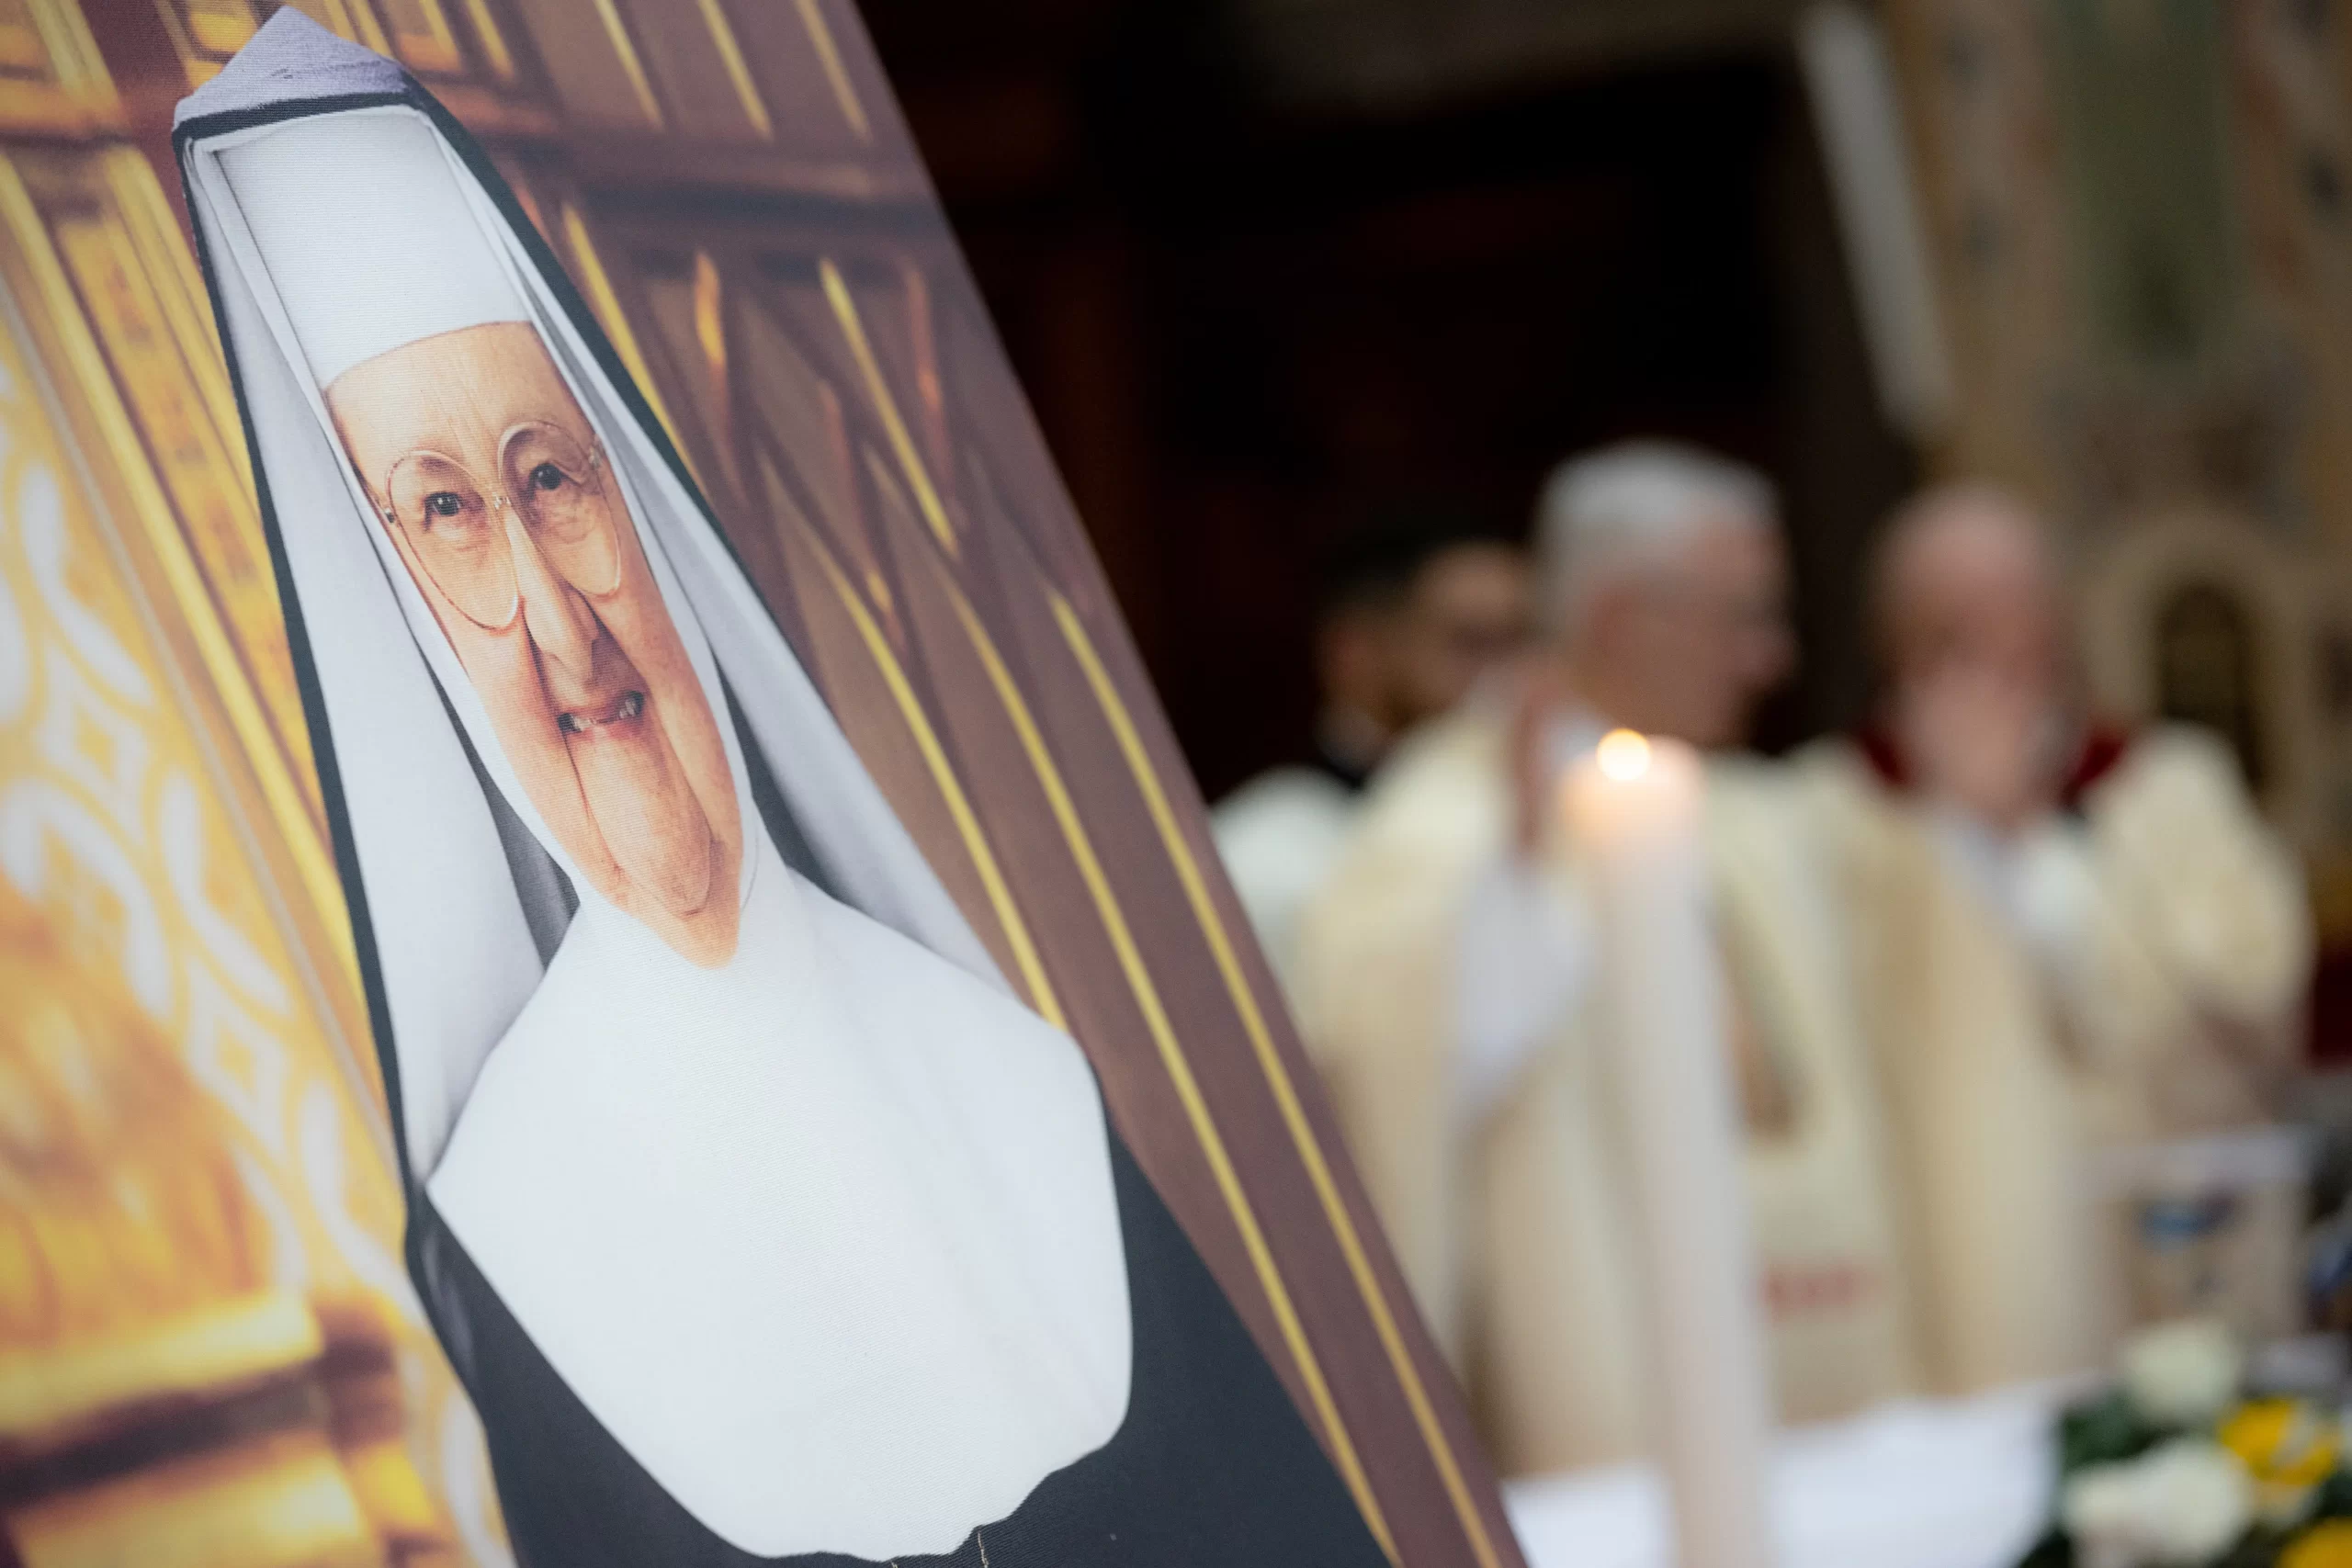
1533,440,1779,634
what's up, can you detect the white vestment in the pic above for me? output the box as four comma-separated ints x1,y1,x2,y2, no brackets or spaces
1292,705,1919,1476
1212,765,1360,998
1793,725,2311,1382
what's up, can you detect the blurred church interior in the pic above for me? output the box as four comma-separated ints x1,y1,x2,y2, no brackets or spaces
874,0,1912,796
877,0,2352,1063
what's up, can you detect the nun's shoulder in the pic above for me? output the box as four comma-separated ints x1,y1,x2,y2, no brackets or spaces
800,880,1074,1043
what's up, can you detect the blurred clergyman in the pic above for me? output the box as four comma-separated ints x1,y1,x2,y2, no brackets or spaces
1293,443,1919,1476
1214,512,1529,992
1796,483,2311,1389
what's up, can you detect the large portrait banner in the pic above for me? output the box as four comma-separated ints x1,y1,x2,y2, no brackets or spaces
0,8,1531,1566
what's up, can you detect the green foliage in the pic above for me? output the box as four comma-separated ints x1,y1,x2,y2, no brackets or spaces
2016,1526,2076,1568
2210,1527,2289,1568
2311,1471,2352,1524
2058,1389,2166,1476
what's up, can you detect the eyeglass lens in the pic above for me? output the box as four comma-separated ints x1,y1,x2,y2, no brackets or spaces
384,422,621,628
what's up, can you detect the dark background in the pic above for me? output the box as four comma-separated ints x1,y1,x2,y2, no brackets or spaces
865,0,1918,800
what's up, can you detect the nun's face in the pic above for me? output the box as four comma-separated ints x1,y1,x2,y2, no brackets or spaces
328,322,741,966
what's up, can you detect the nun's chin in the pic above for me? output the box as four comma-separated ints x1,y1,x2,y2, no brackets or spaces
652,839,716,919
570,728,718,929
618,813,715,921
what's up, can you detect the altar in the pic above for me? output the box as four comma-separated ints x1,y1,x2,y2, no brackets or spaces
1506,1382,2076,1568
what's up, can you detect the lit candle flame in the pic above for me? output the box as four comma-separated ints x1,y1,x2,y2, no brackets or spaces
1596,728,1652,782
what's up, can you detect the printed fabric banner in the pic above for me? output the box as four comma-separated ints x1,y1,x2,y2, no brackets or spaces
0,4,1519,1567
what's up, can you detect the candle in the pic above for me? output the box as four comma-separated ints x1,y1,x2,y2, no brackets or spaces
1564,730,1778,1568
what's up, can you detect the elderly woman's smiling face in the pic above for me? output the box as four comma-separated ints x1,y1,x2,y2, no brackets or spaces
327,321,741,966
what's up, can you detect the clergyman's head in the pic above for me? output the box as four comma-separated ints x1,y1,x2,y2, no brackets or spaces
1870,481,2064,703
1316,511,1531,760
329,321,743,966
1532,440,1792,750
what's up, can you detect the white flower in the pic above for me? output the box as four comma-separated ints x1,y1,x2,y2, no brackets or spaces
2064,1462,2156,1568
2120,1317,2244,1429
2061,1439,2255,1566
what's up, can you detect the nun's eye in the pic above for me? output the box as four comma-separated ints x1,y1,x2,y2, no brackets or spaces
529,462,567,492
424,491,466,518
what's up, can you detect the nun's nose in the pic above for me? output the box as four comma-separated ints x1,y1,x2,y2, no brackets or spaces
507,506,600,681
